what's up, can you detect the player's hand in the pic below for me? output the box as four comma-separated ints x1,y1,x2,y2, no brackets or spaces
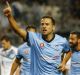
3,1,12,17
58,63,66,72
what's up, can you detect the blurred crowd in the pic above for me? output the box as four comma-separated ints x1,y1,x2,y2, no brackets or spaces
0,0,80,45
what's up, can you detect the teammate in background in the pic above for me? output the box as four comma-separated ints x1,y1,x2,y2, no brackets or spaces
63,31,80,75
69,31,80,75
3,2,71,75
0,35,17,75
10,25,36,75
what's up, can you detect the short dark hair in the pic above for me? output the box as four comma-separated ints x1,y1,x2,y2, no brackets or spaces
41,16,55,25
70,31,80,39
26,25,36,31
0,35,11,42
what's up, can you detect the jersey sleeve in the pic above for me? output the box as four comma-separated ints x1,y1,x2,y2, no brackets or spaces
25,31,38,46
16,47,23,59
12,46,18,55
63,38,70,53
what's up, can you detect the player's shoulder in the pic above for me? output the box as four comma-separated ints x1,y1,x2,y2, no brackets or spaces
10,46,18,54
0,48,3,51
11,46,18,50
12,45,17,48
18,42,29,50
55,34,68,42
55,34,64,39
29,31,40,36
0,48,4,54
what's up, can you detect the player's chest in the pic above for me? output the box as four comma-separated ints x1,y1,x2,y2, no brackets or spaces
72,52,80,61
35,39,64,54
1,56,12,66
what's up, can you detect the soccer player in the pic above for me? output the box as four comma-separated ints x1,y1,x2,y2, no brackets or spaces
10,25,36,75
69,31,80,75
3,2,71,75
0,35,17,75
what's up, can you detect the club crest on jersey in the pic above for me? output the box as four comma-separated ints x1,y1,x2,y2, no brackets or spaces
40,43,44,47
24,50,29,54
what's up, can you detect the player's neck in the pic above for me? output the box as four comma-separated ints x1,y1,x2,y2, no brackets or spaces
42,33,55,42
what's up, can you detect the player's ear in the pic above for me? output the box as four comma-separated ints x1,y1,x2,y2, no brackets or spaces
52,25,55,32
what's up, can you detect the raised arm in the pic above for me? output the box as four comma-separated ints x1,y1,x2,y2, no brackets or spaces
3,2,27,40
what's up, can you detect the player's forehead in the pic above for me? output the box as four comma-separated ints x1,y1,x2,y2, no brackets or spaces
70,34,77,38
41,18,52,23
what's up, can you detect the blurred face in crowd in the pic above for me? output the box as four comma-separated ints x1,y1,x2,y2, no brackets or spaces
69,34,78,48
40,18,55,36
1,39,11,50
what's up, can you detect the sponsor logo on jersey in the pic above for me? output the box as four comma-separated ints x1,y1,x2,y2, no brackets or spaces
24,50,29,54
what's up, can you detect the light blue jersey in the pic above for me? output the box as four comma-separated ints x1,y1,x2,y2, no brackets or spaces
26,32,70,75
0,46,17,75
16,42,31,75
70,51,80,75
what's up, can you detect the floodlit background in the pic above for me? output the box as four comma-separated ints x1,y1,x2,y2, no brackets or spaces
0,0,80,45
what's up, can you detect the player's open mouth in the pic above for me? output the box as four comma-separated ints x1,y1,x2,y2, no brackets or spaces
43,30,47,32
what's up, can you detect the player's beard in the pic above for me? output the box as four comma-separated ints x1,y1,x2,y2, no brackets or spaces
70,42,78,49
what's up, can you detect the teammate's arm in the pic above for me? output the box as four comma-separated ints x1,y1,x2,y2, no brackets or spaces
10,58,21,75
59,51,72,71
3,2,27,40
